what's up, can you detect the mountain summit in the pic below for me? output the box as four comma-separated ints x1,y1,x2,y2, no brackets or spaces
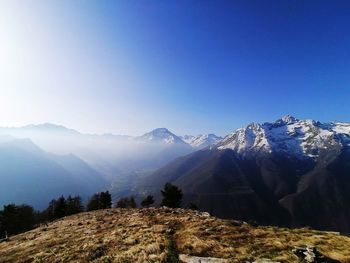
140,116,350,232
138,128,186,145
276,114,299,125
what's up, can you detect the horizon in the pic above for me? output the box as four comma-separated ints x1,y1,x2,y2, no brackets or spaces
1,1,350,135
0,113,349,138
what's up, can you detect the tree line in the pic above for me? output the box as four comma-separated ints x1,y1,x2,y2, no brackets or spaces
1,183,194,239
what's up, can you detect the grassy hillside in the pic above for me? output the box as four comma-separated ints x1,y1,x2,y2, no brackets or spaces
0,208,350,262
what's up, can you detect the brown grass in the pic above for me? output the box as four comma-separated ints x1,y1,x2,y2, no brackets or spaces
0,208,350,262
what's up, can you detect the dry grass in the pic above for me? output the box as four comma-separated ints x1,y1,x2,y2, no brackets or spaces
0,208,350,262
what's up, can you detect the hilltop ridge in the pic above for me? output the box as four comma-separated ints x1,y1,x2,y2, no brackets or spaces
1,208,350,263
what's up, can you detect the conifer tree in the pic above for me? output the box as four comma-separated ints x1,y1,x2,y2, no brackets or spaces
141,195,155,207
160,183,183,208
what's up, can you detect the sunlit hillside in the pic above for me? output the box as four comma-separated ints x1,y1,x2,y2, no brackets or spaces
1,208,350,263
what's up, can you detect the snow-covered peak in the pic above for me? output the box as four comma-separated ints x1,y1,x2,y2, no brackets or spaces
265,115,299,128
217,116,350,159
218,123,270,154
281,115,298,124
139,128,185,145
182,134,222,148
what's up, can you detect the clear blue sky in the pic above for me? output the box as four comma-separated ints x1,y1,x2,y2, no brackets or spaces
1,0,350,136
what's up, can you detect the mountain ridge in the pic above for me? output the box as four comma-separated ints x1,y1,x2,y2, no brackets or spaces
137,116,350,233
0,123,222,146
0,124,221,179
217,115,350,159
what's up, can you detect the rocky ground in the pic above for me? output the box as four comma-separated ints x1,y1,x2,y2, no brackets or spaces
0,208,350,263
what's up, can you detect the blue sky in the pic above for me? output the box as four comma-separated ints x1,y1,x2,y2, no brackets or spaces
1,0,350,136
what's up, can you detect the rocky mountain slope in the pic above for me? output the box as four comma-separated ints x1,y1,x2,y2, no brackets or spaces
1,208,349,263
138,116,350,232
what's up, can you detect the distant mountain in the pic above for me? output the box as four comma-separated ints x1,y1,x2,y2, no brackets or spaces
0,123,80,139
21,123,80,134
138,116,350,232
138,128,187,145
181,134,222,149
129,128,193,170
0,125,218,180
0,138,106,209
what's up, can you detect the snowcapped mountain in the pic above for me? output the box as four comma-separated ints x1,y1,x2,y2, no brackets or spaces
217,115,350,159
140,115,350,232
137,128,187,145
182,134,223,149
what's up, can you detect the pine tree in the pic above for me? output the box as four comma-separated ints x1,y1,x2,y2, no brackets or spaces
160,183,183,208
54,196,67,218
87,191,112,211
87,193,100,211
66,195,83,215
115,197,129,208
115,196,137,208
100,191,112,209
129,197,136,208
0,204,36,236
141,195,155,207
44,199,56,221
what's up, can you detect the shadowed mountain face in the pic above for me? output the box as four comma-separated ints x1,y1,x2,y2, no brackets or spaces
139,116,350,232
0,138,106,209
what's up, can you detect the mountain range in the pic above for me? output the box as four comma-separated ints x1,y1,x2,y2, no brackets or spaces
2,116,350,232
136,115,350,233
0,124,220,208
0,124,220,178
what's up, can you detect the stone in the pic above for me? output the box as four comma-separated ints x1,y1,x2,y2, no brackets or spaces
293,246,340,263
179,254,229,263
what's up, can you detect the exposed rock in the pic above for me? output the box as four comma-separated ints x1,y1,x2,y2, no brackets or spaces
166,228,175,235
201,212,211,217
293,246,340,263
179,254,229,263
